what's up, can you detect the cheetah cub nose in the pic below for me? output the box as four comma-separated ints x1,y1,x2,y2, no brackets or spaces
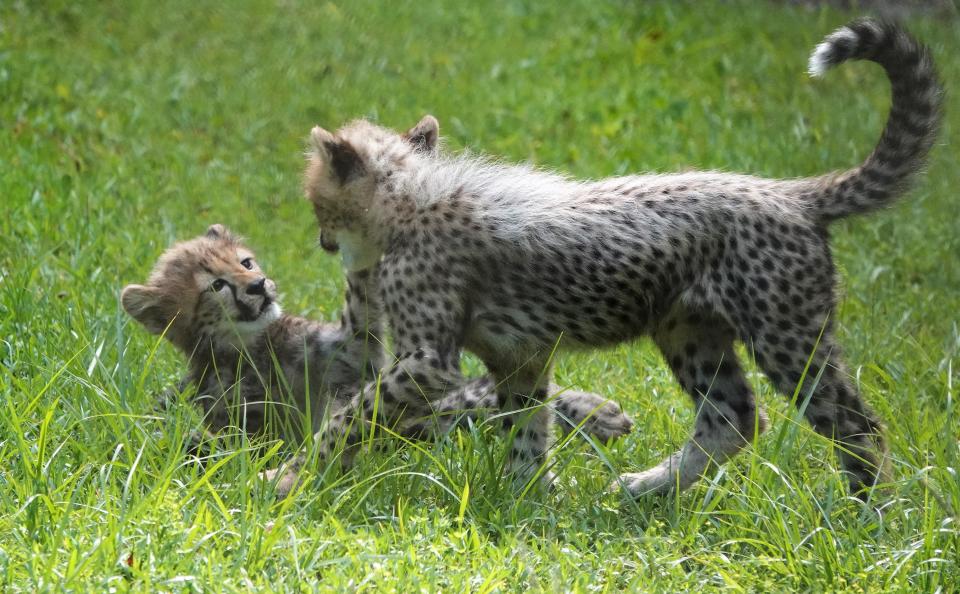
246,277,267,295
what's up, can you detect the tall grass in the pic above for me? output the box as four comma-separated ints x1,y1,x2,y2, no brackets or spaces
1,0,957,590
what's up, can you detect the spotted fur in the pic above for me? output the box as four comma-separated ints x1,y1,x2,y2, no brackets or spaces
296,19,941,498
122,226,633,465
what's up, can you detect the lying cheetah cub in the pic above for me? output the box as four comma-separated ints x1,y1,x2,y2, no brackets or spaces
121,225,633,461
299,19,941,497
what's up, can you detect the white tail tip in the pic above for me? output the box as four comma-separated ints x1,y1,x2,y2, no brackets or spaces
807,27,858,77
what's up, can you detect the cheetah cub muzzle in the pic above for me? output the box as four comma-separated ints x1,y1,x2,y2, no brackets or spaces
300,19,941,498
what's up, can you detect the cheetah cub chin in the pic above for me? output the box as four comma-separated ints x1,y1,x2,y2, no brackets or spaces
302,19,941,498
122,225,633,475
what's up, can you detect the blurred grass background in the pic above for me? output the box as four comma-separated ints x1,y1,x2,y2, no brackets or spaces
1,0,957,591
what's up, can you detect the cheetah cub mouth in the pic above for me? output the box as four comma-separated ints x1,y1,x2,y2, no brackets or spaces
229,294,282,336
236,294,278,323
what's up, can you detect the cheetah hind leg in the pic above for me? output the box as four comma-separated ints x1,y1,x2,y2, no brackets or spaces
615,308,768,497
754,335,890,497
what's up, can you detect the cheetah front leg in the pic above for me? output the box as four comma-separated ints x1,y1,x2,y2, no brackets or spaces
263,370,635,496
432,379,634,442
263,346,469,497
475,353,557,487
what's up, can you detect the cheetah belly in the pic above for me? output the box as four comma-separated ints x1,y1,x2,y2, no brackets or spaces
463,284,650,359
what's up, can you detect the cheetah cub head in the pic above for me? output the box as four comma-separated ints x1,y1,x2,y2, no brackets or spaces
122,224,282,352
304,115,439,271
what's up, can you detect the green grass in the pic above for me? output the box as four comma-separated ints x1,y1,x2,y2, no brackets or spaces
2,0,958,591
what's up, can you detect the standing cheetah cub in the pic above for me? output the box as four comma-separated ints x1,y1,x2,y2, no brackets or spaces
122,226,632,465
299,19,941,497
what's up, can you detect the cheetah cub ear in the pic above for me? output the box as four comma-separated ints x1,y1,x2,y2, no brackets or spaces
205,223,237,242
206,223,226,238
403,115,439,154
121,284,172,335
309,126,365,184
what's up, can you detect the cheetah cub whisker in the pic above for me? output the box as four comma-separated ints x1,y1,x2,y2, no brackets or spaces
299,18,941,498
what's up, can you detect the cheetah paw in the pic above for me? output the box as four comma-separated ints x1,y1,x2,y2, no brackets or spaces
261,464,303,499
553,391,634,442
609,470,676,498
578,400,634,442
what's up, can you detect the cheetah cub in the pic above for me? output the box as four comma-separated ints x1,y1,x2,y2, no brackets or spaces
299,19,941,497
121,226,633,464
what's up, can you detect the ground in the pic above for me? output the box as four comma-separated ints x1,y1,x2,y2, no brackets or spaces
1,1,958,591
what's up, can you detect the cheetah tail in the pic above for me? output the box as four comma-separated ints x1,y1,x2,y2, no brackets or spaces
801,18,943,224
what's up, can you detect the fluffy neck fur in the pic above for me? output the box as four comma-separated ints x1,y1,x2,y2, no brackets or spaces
367,153,588,241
